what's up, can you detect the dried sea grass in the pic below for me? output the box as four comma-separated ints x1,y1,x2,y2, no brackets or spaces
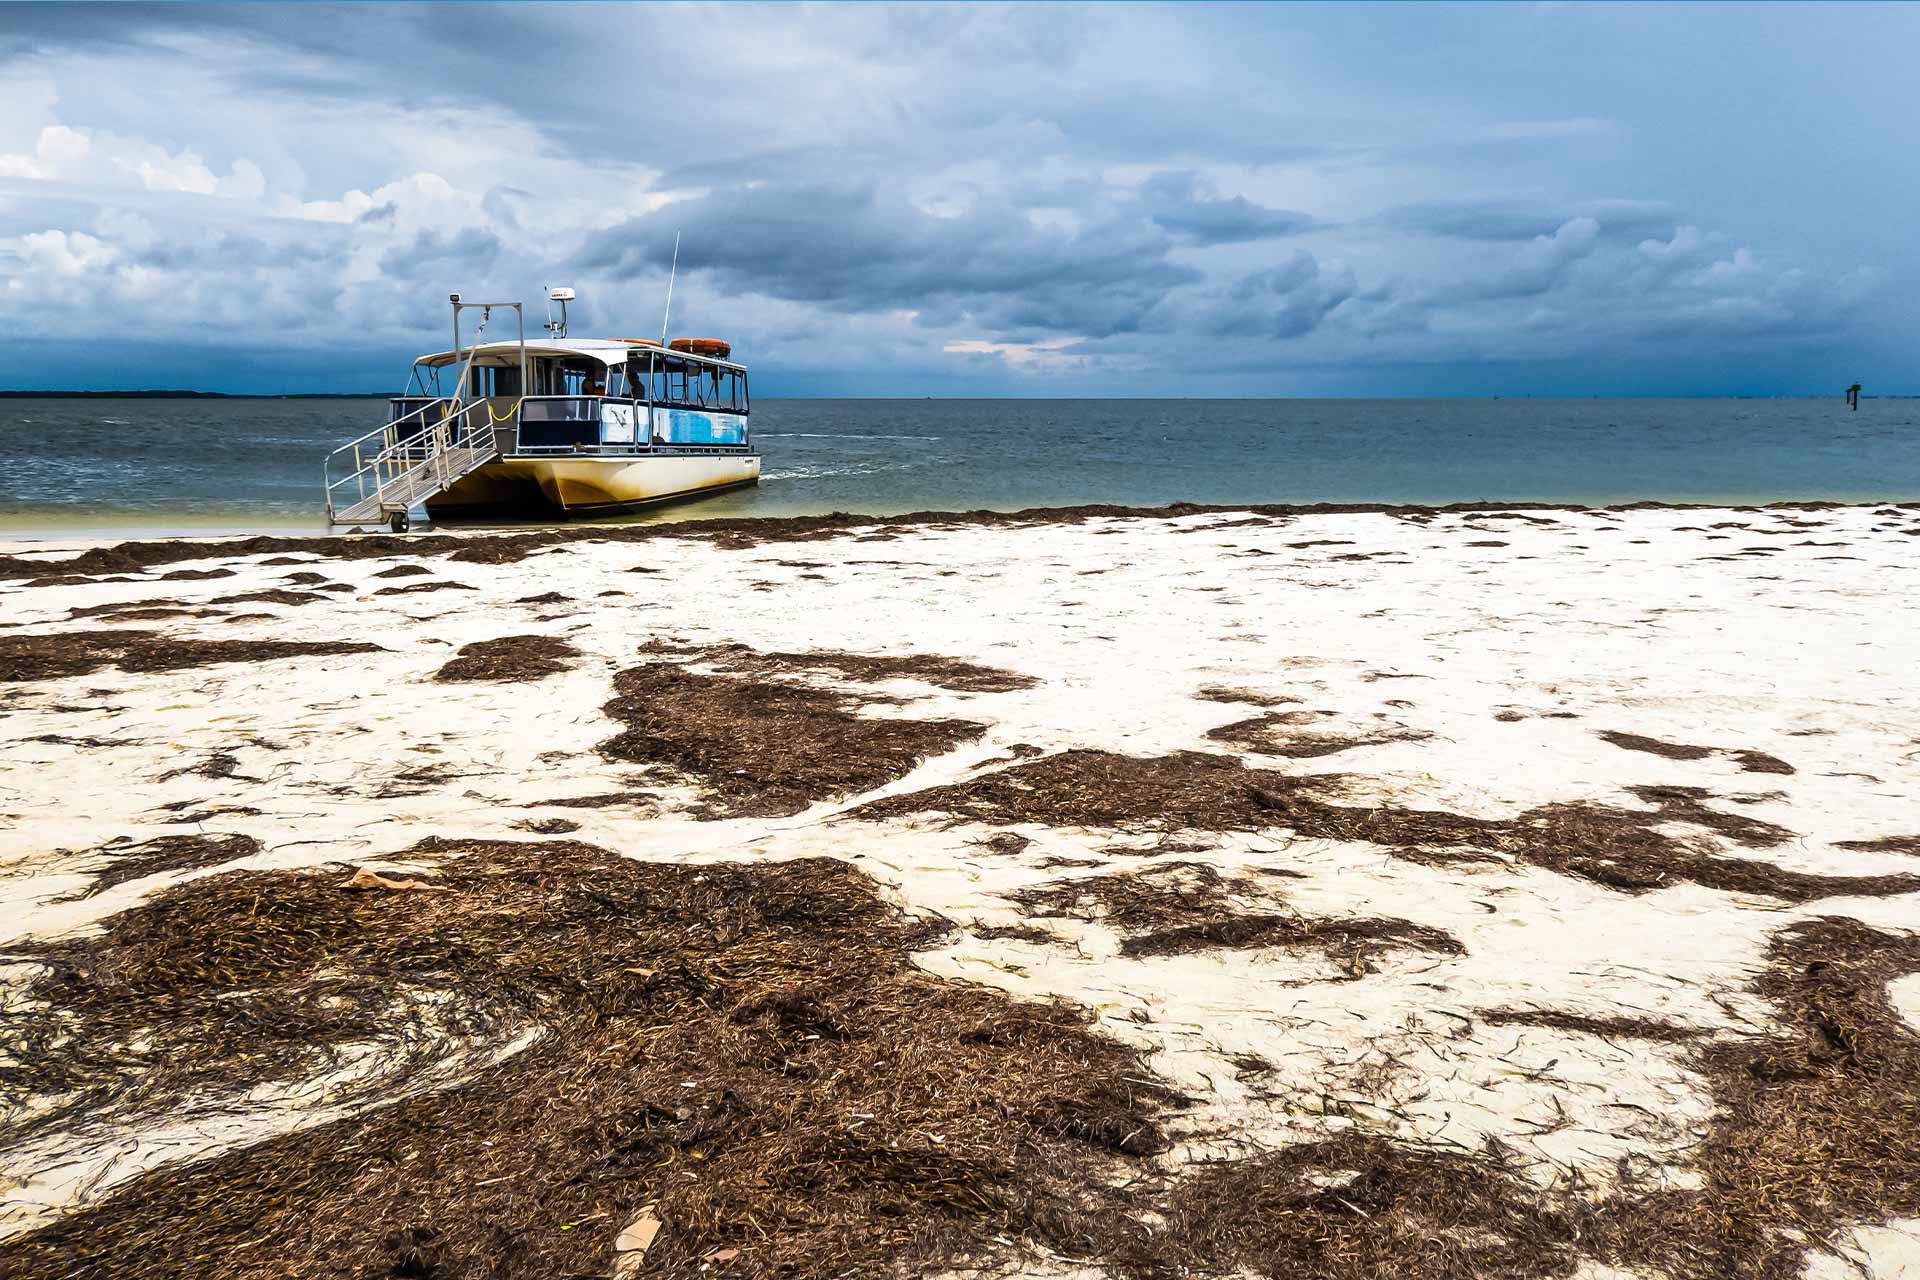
432,634,580,682
601,662,984,818
0,630,380,684
1597,730,1716,760
0,840,1183,1280
0,499,1902,581
1602,918,1920,1279
1008,861,1462,968
1477,1007,1704,1044
48,832,262,902
1208,712,1430,758
858,750,1920,903
1835,835,1920,856
647,641,1038,693
1147,1132,1592,1280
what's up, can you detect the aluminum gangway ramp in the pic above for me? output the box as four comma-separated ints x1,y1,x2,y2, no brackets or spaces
324,401,505,531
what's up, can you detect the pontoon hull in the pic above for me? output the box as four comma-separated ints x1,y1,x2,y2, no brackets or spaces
425,454,760,519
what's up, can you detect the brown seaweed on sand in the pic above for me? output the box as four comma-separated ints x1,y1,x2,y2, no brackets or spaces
64,599,212,621
1835,835,1920,856
1208,712,1430,758
1476,1007,1704,1044
4,853,1920,1279
858,750,1920,903
1144,1132,1592,1280
649,641,1037,693
373,580,475,597
1728,749,1796,775
49,832,262,902
432,634,581,682
1123,916,1920,1280
1597,730,1716,760
513,816,582,834
1598,732,1797,776
0,498,1902,582
1602,918,1920,1279
1007,860,1462,969
1195,684,1300,707
207,589,332,608
0,841,1183,1280
600,661,984,818
0,630,380,684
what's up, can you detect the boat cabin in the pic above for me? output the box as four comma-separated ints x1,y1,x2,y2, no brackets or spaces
391,338,751,455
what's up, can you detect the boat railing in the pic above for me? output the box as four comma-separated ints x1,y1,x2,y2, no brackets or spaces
323,397,497,522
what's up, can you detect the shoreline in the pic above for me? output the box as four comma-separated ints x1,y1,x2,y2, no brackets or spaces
5,499,1920,1276
4,493,1916,575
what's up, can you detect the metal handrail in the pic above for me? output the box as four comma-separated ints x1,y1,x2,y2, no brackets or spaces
323,397,491,521
323,397,442,519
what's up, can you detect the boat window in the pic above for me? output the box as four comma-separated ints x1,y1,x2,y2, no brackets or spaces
631,357,746,413
466,365,523,398
536,359,602,397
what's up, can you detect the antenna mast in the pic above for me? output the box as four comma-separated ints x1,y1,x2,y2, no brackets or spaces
658,230,680,347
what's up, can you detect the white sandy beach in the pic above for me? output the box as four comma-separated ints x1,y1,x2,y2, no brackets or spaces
3,500,1919,1276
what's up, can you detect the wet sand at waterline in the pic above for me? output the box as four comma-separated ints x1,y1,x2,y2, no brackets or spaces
3,500,1920,1279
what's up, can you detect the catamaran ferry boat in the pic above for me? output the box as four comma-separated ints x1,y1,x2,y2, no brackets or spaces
324,289,758,530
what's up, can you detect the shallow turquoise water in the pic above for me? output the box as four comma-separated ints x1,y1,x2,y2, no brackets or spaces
0,397,1914,538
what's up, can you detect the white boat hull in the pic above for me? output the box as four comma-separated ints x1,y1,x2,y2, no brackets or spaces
426,453,760,518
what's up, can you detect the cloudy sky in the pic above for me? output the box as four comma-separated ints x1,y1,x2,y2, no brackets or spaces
0,2,1912,395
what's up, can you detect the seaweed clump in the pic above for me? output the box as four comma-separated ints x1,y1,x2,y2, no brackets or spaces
51,832,263,902
0,840,1183,1280
1476,1007,1703,1044
1008,860,1462,969
432,634,581,682
858,750,1920,903
1147,1132,1591,1280
1604,918,1920,1279
649,641,1038,693
1208,712,1429,758
600,660,985,818
0,630,380,684
1836,835,1920,857
1597,730,1716,761
1598,731,1797,776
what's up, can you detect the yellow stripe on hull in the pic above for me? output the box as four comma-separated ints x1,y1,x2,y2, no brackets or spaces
426,455,761,518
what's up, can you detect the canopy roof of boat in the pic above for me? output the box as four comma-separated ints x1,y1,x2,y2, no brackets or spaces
413,338,744,372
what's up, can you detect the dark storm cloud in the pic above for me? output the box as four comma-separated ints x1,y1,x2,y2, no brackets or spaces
1137,171,1317,245
1379,198,1677,243
578,180,1198,339
1195,251,1357,339
378,226,500,278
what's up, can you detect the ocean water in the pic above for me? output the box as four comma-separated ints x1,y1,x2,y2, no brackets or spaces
0,396,1915,539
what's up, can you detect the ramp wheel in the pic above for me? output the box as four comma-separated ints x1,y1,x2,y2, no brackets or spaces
389,510,411,534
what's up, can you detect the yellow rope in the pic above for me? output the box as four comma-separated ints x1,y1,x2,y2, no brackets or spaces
488,397,525,423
